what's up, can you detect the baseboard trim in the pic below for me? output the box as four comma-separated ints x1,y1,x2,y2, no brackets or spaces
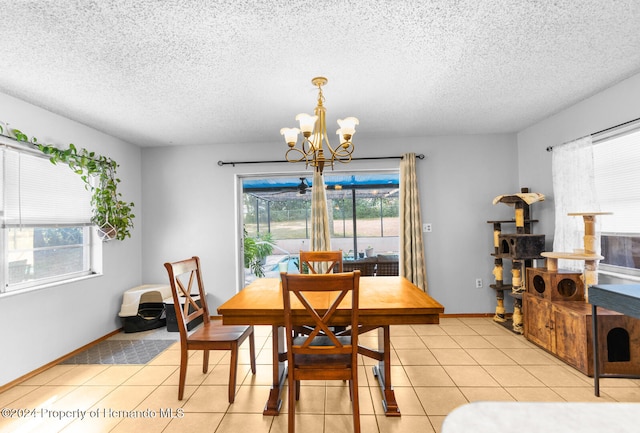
0,328,122,393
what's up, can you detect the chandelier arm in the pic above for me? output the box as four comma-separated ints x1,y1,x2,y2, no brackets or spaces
285,147,312,164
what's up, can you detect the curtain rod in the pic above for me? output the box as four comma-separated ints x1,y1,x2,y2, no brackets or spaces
217,154,425,167
546,116,640,152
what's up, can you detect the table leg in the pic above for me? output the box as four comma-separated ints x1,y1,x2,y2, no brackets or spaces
371,325,401,416
264,325,286,415
592,304,600,397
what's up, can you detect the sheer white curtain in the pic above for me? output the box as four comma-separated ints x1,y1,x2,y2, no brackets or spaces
310,169,331,272
400,153,428,292
551,136,600,270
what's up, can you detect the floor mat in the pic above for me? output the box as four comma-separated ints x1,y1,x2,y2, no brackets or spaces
61,339,176,364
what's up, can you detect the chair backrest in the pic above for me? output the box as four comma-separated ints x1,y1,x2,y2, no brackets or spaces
281,271,360,357
163,256,210,337
299,250,343,274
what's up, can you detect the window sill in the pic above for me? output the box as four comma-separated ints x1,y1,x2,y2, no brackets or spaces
0,272,102,298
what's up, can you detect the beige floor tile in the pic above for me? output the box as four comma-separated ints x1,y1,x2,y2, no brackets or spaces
281,384,326,414
227,384,273,413
390,325,418,336
256,347,274,365
324,385,356,414
470,324,515,336
420,335,461,349
324,413,373,433
211,413,273,433
411,324,448,336
364,365,412,388
136,384,190,409
123,365,178,386
504,386,564,401
0,384,39,406
19,365,77,386
486,335,532,349
110,414,172,433
459,387,516,402
391,336,427,349
374,386,426,416
438,318,464,325
430,348,478,365
483,365,545,387
450,335,494,349
404,365,455,387
429,415,446,433
414,387,468,416
466,348,517,365
440,325,478,336
91,385,158,410
270,413,322,433
188,349,227,366
443,366,500,387
377,413,436,433
147,348,181,365
83,365,143,385
598,386,640,401
181,385,232,412
47,365,109,386
6,385,76,408
501,348,562,365
357,386,376,415
163,412,224,433
552,386,614,401
523,365,592,387
190,362,254,388
49,385,116,410
598,377,640,388
395,349,438,365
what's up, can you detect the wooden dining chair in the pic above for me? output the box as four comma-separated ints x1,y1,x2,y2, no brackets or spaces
164,256,256,403
280,270,361,433
299,250,343,274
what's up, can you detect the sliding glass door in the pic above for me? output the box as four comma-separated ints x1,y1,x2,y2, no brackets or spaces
240,171,399,286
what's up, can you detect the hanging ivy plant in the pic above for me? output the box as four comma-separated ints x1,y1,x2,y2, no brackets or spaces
36,143,135,241
1,122,135,241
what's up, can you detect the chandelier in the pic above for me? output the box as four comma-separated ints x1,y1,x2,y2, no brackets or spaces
280,77,358,174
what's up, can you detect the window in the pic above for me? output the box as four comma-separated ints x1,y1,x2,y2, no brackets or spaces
241,171,399,284
593,124,640,275
1,143,98,294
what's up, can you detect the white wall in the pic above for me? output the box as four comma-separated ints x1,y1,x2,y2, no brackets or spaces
141,133,519,315
517,72,640,249
0,92,142,386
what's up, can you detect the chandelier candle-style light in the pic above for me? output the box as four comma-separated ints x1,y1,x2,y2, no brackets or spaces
280,77,358,174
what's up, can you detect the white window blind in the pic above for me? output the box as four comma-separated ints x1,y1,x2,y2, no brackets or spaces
593,126,640,234
1,147,93,227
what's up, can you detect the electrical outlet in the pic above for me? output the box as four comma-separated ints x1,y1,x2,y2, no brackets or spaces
475,278,483,288
423,223,432,232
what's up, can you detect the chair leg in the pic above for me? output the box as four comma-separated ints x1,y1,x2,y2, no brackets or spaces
249,327,257,374
203,350,210,373
351,377,361,433
228,343,239,403
178,348,189,400
288,370,296,433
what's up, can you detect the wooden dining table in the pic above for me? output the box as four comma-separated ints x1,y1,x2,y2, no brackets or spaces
217,275,445,416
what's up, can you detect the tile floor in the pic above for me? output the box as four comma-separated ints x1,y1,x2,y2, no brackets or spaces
2,317,640,433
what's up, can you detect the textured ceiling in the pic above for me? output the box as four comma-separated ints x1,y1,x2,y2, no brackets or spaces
1,1,640,148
